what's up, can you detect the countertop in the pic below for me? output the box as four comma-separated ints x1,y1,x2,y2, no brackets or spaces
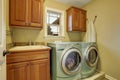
9,45,51,52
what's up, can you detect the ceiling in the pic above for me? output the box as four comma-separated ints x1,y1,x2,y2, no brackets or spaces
56,0,91,7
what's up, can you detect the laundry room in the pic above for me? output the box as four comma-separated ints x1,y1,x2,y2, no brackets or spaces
0,0,120,80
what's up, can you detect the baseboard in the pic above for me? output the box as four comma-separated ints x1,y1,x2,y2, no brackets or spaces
82,72,117,80
105,74,117,80
83,72,105,80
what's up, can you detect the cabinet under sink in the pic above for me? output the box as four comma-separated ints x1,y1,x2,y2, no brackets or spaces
7,46,50,80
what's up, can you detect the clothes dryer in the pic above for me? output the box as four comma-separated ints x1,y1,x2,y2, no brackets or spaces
79,42,99,79
48,42,82,80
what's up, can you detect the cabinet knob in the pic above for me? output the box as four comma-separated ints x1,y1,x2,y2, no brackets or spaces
28,23,31,26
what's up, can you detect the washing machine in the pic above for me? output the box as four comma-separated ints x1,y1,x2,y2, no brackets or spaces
79,42,99,79
48,42,82,80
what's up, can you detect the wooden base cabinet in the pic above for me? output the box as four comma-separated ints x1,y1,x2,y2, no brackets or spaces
30,59,50,80
7,62,29,80
7,50,50,80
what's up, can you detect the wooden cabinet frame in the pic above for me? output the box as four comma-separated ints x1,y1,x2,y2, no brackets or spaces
7,50,50,80
9,0,43,28
66,7,86,32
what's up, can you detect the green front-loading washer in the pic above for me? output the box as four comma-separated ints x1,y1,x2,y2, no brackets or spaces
48,42,82,80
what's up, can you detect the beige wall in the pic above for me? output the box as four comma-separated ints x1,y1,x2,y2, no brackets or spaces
83,0,120,79
6,0,13,46
10,0,82,44
6,0,120,79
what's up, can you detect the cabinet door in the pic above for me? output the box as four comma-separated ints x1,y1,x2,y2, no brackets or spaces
9,0,28,26
66,9,72,31
28,0,43,27
7,62,29,80
72,9,81,31
66,7,86,32
80,10,86,32
30,59,50,80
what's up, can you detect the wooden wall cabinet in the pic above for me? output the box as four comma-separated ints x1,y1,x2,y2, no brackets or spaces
9,0,43,28
66,7,86,32
7,50,50,80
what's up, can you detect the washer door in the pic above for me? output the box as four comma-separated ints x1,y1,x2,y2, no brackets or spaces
85,46,98,67
61,47,82,75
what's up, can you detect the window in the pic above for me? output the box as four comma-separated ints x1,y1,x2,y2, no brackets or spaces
45,7,64,38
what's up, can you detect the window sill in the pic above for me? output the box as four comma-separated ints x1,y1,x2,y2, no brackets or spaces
44,36,65,40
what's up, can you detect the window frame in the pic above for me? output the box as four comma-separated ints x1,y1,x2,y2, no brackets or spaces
45,7,65,38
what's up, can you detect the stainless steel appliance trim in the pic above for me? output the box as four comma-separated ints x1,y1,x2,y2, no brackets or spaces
85,45,98,67
61,46,82,75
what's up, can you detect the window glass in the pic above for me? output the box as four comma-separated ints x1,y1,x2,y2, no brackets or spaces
45,8,64,37
47,11,61,36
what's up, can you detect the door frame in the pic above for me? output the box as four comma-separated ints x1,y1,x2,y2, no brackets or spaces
0,0,6,80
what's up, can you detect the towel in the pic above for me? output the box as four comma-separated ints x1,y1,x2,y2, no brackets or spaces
86,20,91,42
86,20,96,42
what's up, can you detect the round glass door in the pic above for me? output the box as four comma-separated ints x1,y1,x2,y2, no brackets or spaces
85,46,98,67
61,48,82,75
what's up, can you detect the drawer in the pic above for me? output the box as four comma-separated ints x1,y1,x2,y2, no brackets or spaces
7,50,50,64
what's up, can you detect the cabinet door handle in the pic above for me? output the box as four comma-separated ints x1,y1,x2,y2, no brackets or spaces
27,63,30,66
25,23,29,25
3,50,10,56
25,23,27,25
28,23,31,26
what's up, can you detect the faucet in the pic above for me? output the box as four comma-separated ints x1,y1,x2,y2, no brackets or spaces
28,41,32,46
28,41,36,45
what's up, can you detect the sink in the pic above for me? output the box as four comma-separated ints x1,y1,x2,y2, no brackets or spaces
9,45,50,52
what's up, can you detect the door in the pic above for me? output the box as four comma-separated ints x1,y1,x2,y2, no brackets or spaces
0,0,6,80
7,62,29,80
80,10,86,32
28,0,43,27
73,9,81,31
61,47,82,75
85,46,98,67
9,0,27,26
30,59,50,80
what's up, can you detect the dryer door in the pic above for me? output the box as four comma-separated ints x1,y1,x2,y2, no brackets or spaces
61,47,82,75
85,46,98,67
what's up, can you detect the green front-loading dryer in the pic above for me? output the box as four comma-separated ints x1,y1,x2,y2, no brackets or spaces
79,42,99,79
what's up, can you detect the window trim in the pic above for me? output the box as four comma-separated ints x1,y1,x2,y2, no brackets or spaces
45,7,65,38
